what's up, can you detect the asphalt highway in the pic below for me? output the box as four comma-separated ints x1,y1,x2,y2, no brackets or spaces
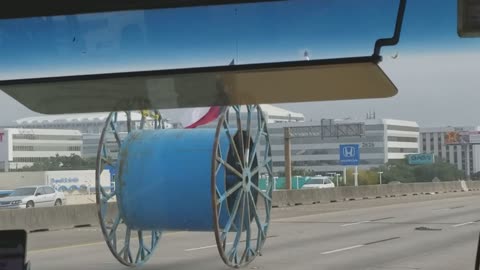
26,191,480,270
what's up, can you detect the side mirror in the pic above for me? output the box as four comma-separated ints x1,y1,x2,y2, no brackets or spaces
35,193,41,196
0,229,27,270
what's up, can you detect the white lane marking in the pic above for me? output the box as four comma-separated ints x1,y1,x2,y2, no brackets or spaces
341,220,371,227
321,245,364,255
185,242,232,252
452,221,475,227
29,231,183,254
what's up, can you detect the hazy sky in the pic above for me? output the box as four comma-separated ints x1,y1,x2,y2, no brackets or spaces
0,0,479,127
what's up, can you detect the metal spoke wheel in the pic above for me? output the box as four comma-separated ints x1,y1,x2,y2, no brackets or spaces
95,110,163,267
212,105,274,268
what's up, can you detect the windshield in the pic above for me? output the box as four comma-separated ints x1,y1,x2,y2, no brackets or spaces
9,188,36,197
306,178,326,185
1,1,480,270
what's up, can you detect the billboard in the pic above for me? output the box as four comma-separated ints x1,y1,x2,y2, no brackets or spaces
407,153,435,165
445,131,480,145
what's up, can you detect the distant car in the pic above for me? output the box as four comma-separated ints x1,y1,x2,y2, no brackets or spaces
0,186,65,209
301,176,335,189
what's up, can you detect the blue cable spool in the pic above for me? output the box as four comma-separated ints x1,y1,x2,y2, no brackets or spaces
117,128,231,231
95,107,273,268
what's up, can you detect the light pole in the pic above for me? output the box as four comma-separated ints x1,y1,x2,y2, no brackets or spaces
353,166,359,187
335,173,340,186
378,171,383,185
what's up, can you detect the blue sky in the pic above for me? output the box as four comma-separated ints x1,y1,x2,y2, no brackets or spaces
0,0,479,126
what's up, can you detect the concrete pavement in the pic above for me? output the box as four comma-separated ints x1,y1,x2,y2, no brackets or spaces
26,191,480,270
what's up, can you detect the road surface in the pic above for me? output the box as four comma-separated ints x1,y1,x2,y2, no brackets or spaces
27,191,480,270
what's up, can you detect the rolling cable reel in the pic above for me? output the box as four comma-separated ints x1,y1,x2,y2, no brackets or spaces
95,105,273,268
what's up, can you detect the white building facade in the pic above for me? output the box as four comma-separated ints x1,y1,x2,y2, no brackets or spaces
267,118,419,174
419,126,480,175
15,112,164,134
0,128,82,171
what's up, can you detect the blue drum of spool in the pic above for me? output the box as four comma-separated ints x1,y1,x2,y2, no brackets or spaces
117,128,232,231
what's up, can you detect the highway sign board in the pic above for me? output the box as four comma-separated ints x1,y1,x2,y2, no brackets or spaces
407,153,435,165
339,144,360,166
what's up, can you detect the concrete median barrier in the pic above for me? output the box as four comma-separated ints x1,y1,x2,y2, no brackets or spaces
272,180,474,207
0,203,117,232
0,181,477,231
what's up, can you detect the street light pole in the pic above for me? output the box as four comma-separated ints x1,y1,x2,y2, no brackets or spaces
378,171,383,185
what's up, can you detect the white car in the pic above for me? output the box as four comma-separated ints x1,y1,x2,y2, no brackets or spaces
0,186,65,209
302,176,335,189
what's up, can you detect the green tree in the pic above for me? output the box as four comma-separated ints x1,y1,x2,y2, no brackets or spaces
17,154,96,171
372,159,464,183
344,168,380,186
277,167,316,177
412,160,464,181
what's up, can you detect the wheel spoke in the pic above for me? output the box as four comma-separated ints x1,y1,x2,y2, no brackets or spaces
251,182,272,202
216,157,243,179
101,157,114,166
136,231,145,263
235,107,245,167
244,105,252,167
109,121,122,148
228,191,246,263
218,181,242,205
100,186,115,201
263,140,271,161
118,246,127,259
215,145,224,177
249,119,265,170
250,157,273,177
123,228,131,262
240,188,253,264
223,118,243,169
108,214,122,241
221,190,244,242
248,191,266,246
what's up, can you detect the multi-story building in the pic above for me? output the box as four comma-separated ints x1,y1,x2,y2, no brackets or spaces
0,128,82,171
420,126,480,175
13,112,169,159
14,105,305,159
14,112,160,134
267,118,419,174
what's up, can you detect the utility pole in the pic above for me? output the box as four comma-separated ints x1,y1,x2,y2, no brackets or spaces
465,144,471,180
284,127,292,190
